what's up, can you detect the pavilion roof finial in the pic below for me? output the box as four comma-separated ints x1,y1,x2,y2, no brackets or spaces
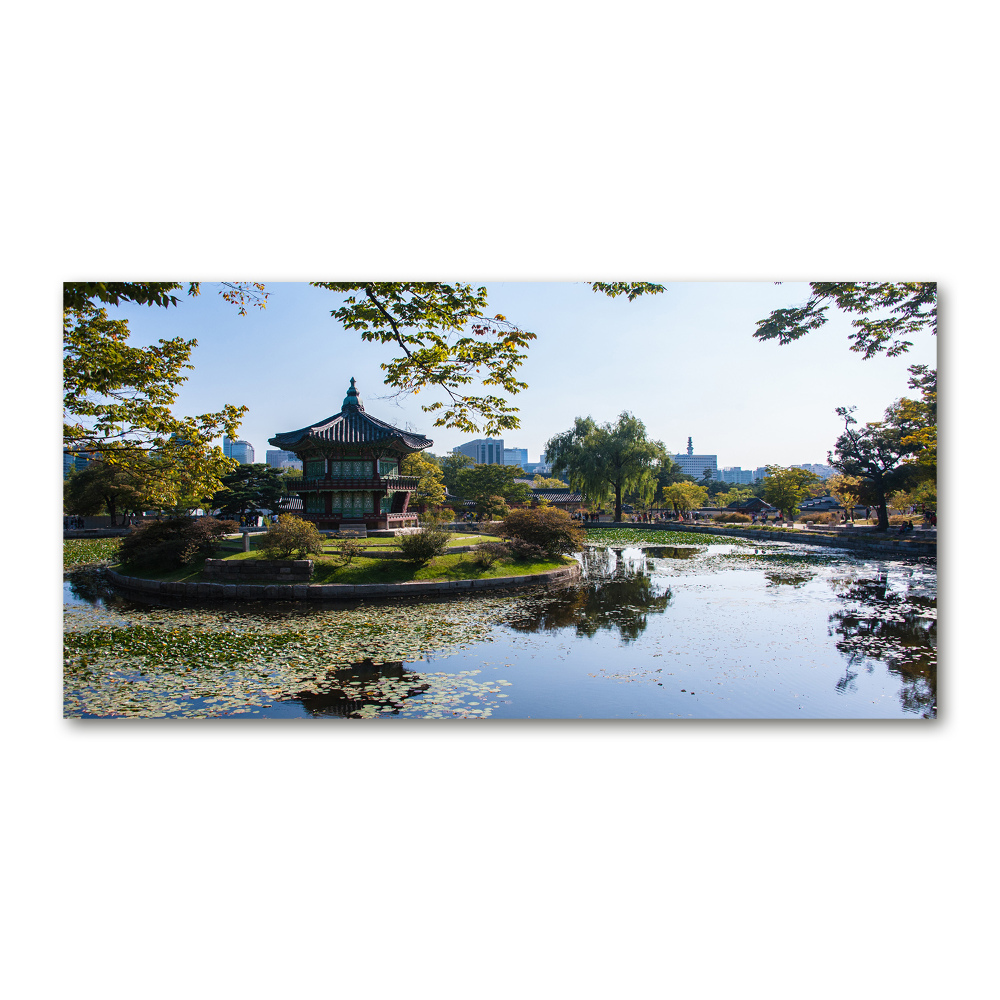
342,377,364,411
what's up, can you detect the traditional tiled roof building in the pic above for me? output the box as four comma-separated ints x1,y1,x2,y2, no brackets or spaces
268,378,431,530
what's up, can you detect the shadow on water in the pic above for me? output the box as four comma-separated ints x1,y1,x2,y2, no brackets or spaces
507,547,672,643
829,570,937,717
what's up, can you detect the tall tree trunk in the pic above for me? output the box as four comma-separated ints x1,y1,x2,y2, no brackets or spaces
614,482,622,522
874,478,889,531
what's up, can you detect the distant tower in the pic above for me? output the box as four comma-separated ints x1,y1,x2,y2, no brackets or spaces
687,437,693,456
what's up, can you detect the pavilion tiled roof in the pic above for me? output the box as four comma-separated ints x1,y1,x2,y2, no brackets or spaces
533,490,583,502
268,378,433,453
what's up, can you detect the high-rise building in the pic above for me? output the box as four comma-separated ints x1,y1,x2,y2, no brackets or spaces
792,463,836,480
715,466,755,485
265,449,303,471
671,438,718,479
503,447,528,468
223,436,255,464
64,452,93,478
454,438,505,465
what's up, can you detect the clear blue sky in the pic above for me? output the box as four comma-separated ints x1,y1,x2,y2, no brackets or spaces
105,282,936,471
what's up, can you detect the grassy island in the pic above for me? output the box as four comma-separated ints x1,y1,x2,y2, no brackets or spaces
71,532,574,586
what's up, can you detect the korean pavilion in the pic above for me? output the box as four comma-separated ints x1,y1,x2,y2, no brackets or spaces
268,378,431,531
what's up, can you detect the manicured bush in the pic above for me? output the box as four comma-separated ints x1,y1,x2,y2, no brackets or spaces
398,526,451,565
798,513,836,525
471,541,511,569
118,516,239,572
498,507,584,557
713,512,752,524
259,515,324,559
503,537,548,562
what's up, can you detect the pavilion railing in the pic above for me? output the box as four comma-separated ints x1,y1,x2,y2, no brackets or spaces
292,476,419,492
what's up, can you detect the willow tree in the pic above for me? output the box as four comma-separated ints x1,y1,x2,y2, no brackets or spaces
546,413,665,522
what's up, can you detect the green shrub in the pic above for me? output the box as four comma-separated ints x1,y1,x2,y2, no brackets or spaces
474,495,510,520
398,526,451,565
798,513,835,524
118,517,238,572
259,515,324,559
498,507,584,557
338,538,364,565
713,512,752,524
504,537,548,562
471,541,511,569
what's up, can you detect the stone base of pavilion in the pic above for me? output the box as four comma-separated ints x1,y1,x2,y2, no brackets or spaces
305,513,420,533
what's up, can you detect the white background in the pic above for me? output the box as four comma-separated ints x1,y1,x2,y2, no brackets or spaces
3,2,993,998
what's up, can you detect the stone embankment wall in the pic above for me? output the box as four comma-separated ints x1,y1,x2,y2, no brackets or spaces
202,559,314,581
104,563,581,601
64,528,135,539
585,521,936,557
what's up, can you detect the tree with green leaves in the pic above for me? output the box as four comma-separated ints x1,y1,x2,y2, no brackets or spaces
211,463,289,523
62,285,265,510
65,281,664,440
829,405,923,531
762,466,822,522
754,282,936,360
64,460,154,526
546,413,666,522
400,451,447,508
310,282,664,434
439,452,475,492
662,481,709,515
455,464,532,510
826,474,866,523
893,364,936,510
713,487,755,509
532,474,570,489
653,454,689,495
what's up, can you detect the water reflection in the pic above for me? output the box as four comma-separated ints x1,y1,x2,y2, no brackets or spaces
765,571,815,588
65,568,120,606
643,545,702,560
295,659,430,718
829,571,937,717
508,547,672,642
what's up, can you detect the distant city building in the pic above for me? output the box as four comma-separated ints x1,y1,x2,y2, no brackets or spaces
672,438,718,479
63,452,92,478
223,436,255,464
454,438,505,465
715,466,755,485
792,463,836,480
265,449,303,471
503,447,528,468
753,467,770,481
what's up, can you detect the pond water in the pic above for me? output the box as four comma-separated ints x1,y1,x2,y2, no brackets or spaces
63,537,937,719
